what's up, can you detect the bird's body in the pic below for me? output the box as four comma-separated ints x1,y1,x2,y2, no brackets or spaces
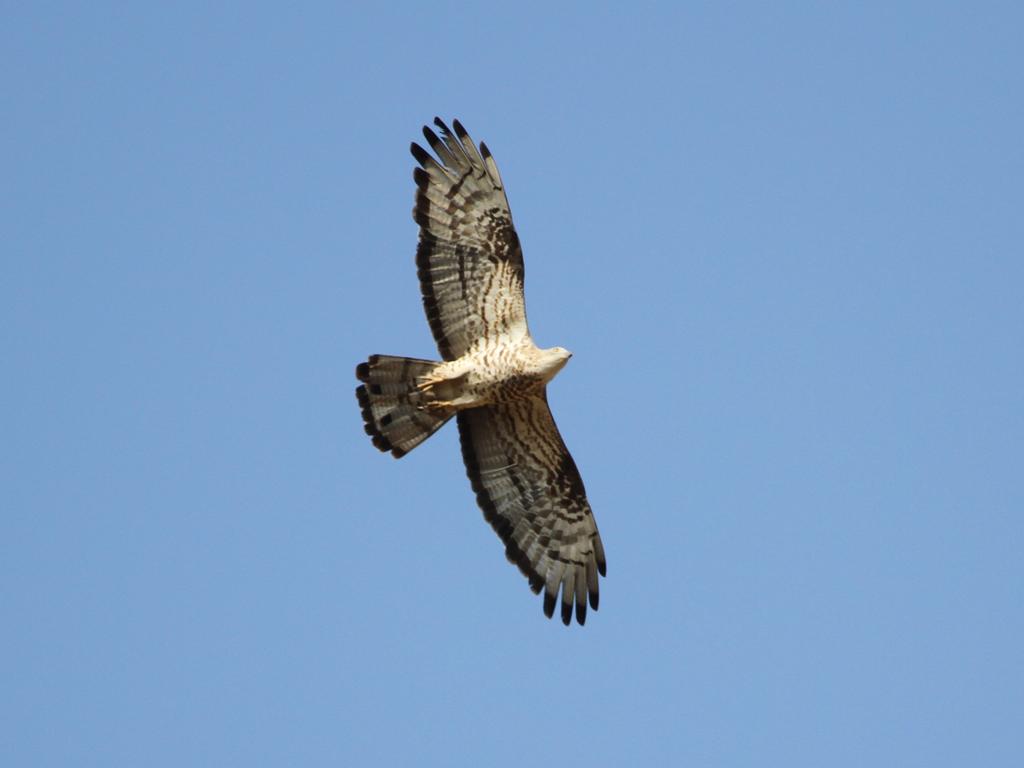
355,118,606,625
418,342,571,412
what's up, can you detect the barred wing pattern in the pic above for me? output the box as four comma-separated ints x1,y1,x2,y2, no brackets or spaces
411,118,528,361
457,395,607,625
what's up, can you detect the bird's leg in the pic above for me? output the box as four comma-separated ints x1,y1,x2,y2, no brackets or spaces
417,366,467,411
424,400,454,412
416,371,447,395
419,380,455,411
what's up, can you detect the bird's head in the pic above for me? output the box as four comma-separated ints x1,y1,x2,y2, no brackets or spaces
538,346,573,382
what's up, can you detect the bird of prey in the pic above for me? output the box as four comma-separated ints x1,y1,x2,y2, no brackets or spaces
355,118,606,625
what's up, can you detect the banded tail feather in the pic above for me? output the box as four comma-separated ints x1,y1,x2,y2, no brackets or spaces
355,355,451,458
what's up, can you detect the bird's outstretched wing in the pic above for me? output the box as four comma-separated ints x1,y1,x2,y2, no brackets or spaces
457,393,606,625
411,118,528,361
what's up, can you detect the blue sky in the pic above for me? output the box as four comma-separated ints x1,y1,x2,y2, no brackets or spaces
3,2,1022,765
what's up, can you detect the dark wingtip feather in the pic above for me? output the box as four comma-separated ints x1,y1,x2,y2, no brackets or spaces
410,142,430,166
589,588,599,611
560,599,572,626
422,125,442,150
543,591,556,619
355,362,370,382
479,141,491,159
576,600,587,626
523,560,544,594
412,167,430,190
505,544,543,595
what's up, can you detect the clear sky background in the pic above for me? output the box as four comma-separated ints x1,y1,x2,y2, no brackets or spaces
3,2,1022,765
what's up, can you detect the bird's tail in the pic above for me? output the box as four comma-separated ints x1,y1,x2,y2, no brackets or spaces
355,354,452,458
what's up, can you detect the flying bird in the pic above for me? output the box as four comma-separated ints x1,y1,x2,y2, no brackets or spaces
355,118,606,625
